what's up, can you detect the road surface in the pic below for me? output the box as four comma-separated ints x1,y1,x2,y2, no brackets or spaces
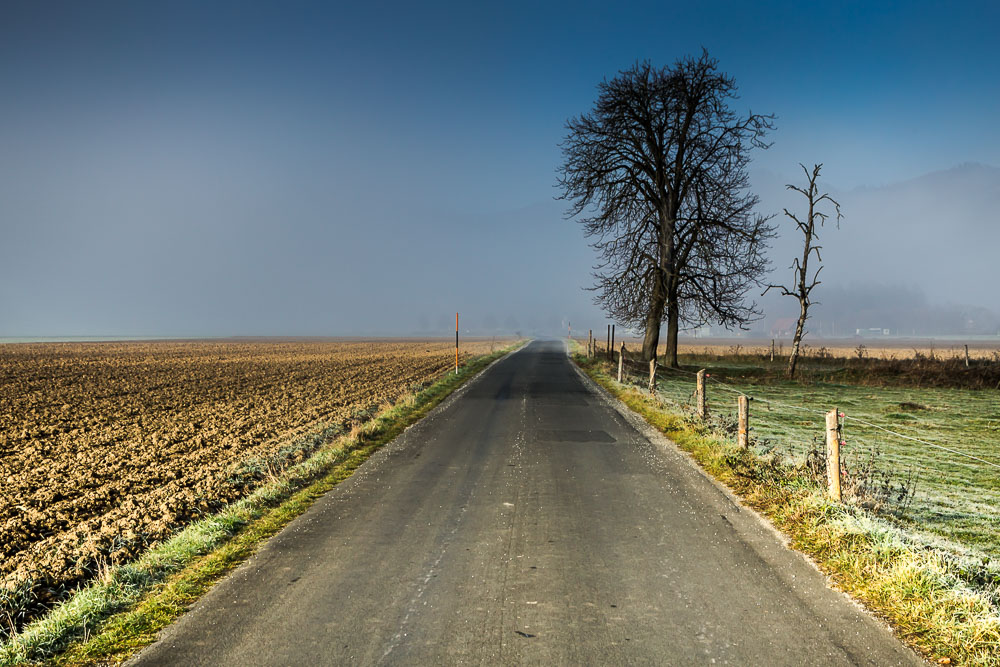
132,339,921,666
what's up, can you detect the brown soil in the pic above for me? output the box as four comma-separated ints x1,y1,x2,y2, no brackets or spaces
0,338,496,627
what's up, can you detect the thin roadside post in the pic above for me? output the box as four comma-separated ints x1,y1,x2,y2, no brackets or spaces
617,342,625,382
737,395,749,448
825,408,842,501
648,358,656,394
696,370,707,419
455,312,459,374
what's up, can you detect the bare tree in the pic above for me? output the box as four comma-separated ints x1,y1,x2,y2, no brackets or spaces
764,163,842,379
558,51,774,365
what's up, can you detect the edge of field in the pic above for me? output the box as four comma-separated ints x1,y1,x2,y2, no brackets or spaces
0,341,525,667
571,344,999,667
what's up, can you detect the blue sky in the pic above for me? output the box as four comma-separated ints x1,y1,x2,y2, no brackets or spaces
1,1,997,336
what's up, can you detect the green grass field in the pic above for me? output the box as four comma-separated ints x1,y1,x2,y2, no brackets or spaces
630,357,1000,558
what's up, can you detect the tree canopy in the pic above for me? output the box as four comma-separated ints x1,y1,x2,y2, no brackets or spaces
558,51,774,364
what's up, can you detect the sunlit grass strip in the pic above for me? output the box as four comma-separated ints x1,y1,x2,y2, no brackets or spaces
575,353,1000,666
0,344,521,667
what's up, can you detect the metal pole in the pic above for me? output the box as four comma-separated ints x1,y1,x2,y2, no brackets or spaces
455,312,459,374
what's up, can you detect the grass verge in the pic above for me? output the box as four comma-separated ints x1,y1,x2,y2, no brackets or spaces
574,351,1000,666
0,344,521,666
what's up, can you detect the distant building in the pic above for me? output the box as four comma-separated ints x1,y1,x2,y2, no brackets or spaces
691,325,712,338
770,317,797,338
855,327,890,337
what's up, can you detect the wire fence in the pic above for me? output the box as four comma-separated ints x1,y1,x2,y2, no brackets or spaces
594,346,1000,556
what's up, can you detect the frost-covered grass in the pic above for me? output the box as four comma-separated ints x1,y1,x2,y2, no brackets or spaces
638,359,1000,559
577,351,1000,665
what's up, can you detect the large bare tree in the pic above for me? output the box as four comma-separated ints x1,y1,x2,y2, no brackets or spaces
558,52,774,365
764,163,842,379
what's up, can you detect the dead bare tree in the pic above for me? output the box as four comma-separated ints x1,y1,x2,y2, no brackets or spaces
765,163,842,379
558,51,774,365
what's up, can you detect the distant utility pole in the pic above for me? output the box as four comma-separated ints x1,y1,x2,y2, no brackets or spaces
455,312,459,374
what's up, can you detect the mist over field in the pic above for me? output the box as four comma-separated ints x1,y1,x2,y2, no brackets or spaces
4,163,993,339
754,162,1000,337
0,2,996,338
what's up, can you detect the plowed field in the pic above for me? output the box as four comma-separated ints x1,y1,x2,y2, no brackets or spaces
0,338,496,627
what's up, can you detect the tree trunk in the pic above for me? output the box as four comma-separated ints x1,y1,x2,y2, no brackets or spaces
646,204,676,364
641,293,664,361
787,298,807,379
665,297,680,368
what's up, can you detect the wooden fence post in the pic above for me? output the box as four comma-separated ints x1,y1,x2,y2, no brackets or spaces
648,358,657,394
825,408,842,501
607,325,611,359
696,369,707,419
588,330,593,358
737,395,749,448
611,325,615,360
965,344,970,367
617,342,625,383
770,339,775,362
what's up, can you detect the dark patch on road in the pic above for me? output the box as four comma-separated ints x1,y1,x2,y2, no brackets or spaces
536,428,616,443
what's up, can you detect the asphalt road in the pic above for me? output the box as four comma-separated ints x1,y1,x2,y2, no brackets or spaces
132,339,922,666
